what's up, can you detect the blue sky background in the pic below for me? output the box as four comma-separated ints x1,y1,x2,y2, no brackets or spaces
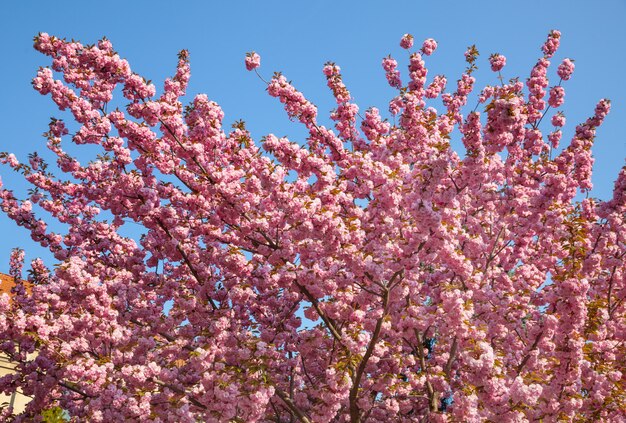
0,0,625,273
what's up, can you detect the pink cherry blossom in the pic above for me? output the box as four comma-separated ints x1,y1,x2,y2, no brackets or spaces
382,56,402,88
549,85,565,108
421,38,438,56
245,51,261,71
400,33,414,49
557,58,575,80
551,111,566,127
489,53,506,72
542,29,561,58
0,30,623,423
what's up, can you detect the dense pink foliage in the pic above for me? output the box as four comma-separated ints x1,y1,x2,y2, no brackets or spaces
0,31,625,422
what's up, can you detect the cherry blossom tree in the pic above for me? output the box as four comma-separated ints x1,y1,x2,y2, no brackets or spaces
0,30,624,422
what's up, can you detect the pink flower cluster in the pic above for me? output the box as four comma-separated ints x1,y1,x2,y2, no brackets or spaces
382,56,402,88
542,30,561,58
425,75,447,99
9,248,25,280
408,52,427,93
267,74,318,128
526,57,550,122
323,62,350,103
489,53,506,72
557,58,575,80
549,85,565,108
245,51,261,71
421,38,438,56
400,33,414,49
551,111,566,127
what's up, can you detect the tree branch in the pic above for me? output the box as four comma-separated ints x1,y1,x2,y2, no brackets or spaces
516,330,543,375
35,370,94,400
151,378,207,410
274,387,312,423
129,318,194,352
349,286,390,423
294,281,343,343
444,336,458,379
414,329,439,413
155,218,218,310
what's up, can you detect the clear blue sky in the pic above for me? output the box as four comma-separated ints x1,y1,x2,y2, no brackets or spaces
1,1,625,272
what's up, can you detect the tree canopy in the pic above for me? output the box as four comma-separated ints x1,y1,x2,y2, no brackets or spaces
0,30,624,422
